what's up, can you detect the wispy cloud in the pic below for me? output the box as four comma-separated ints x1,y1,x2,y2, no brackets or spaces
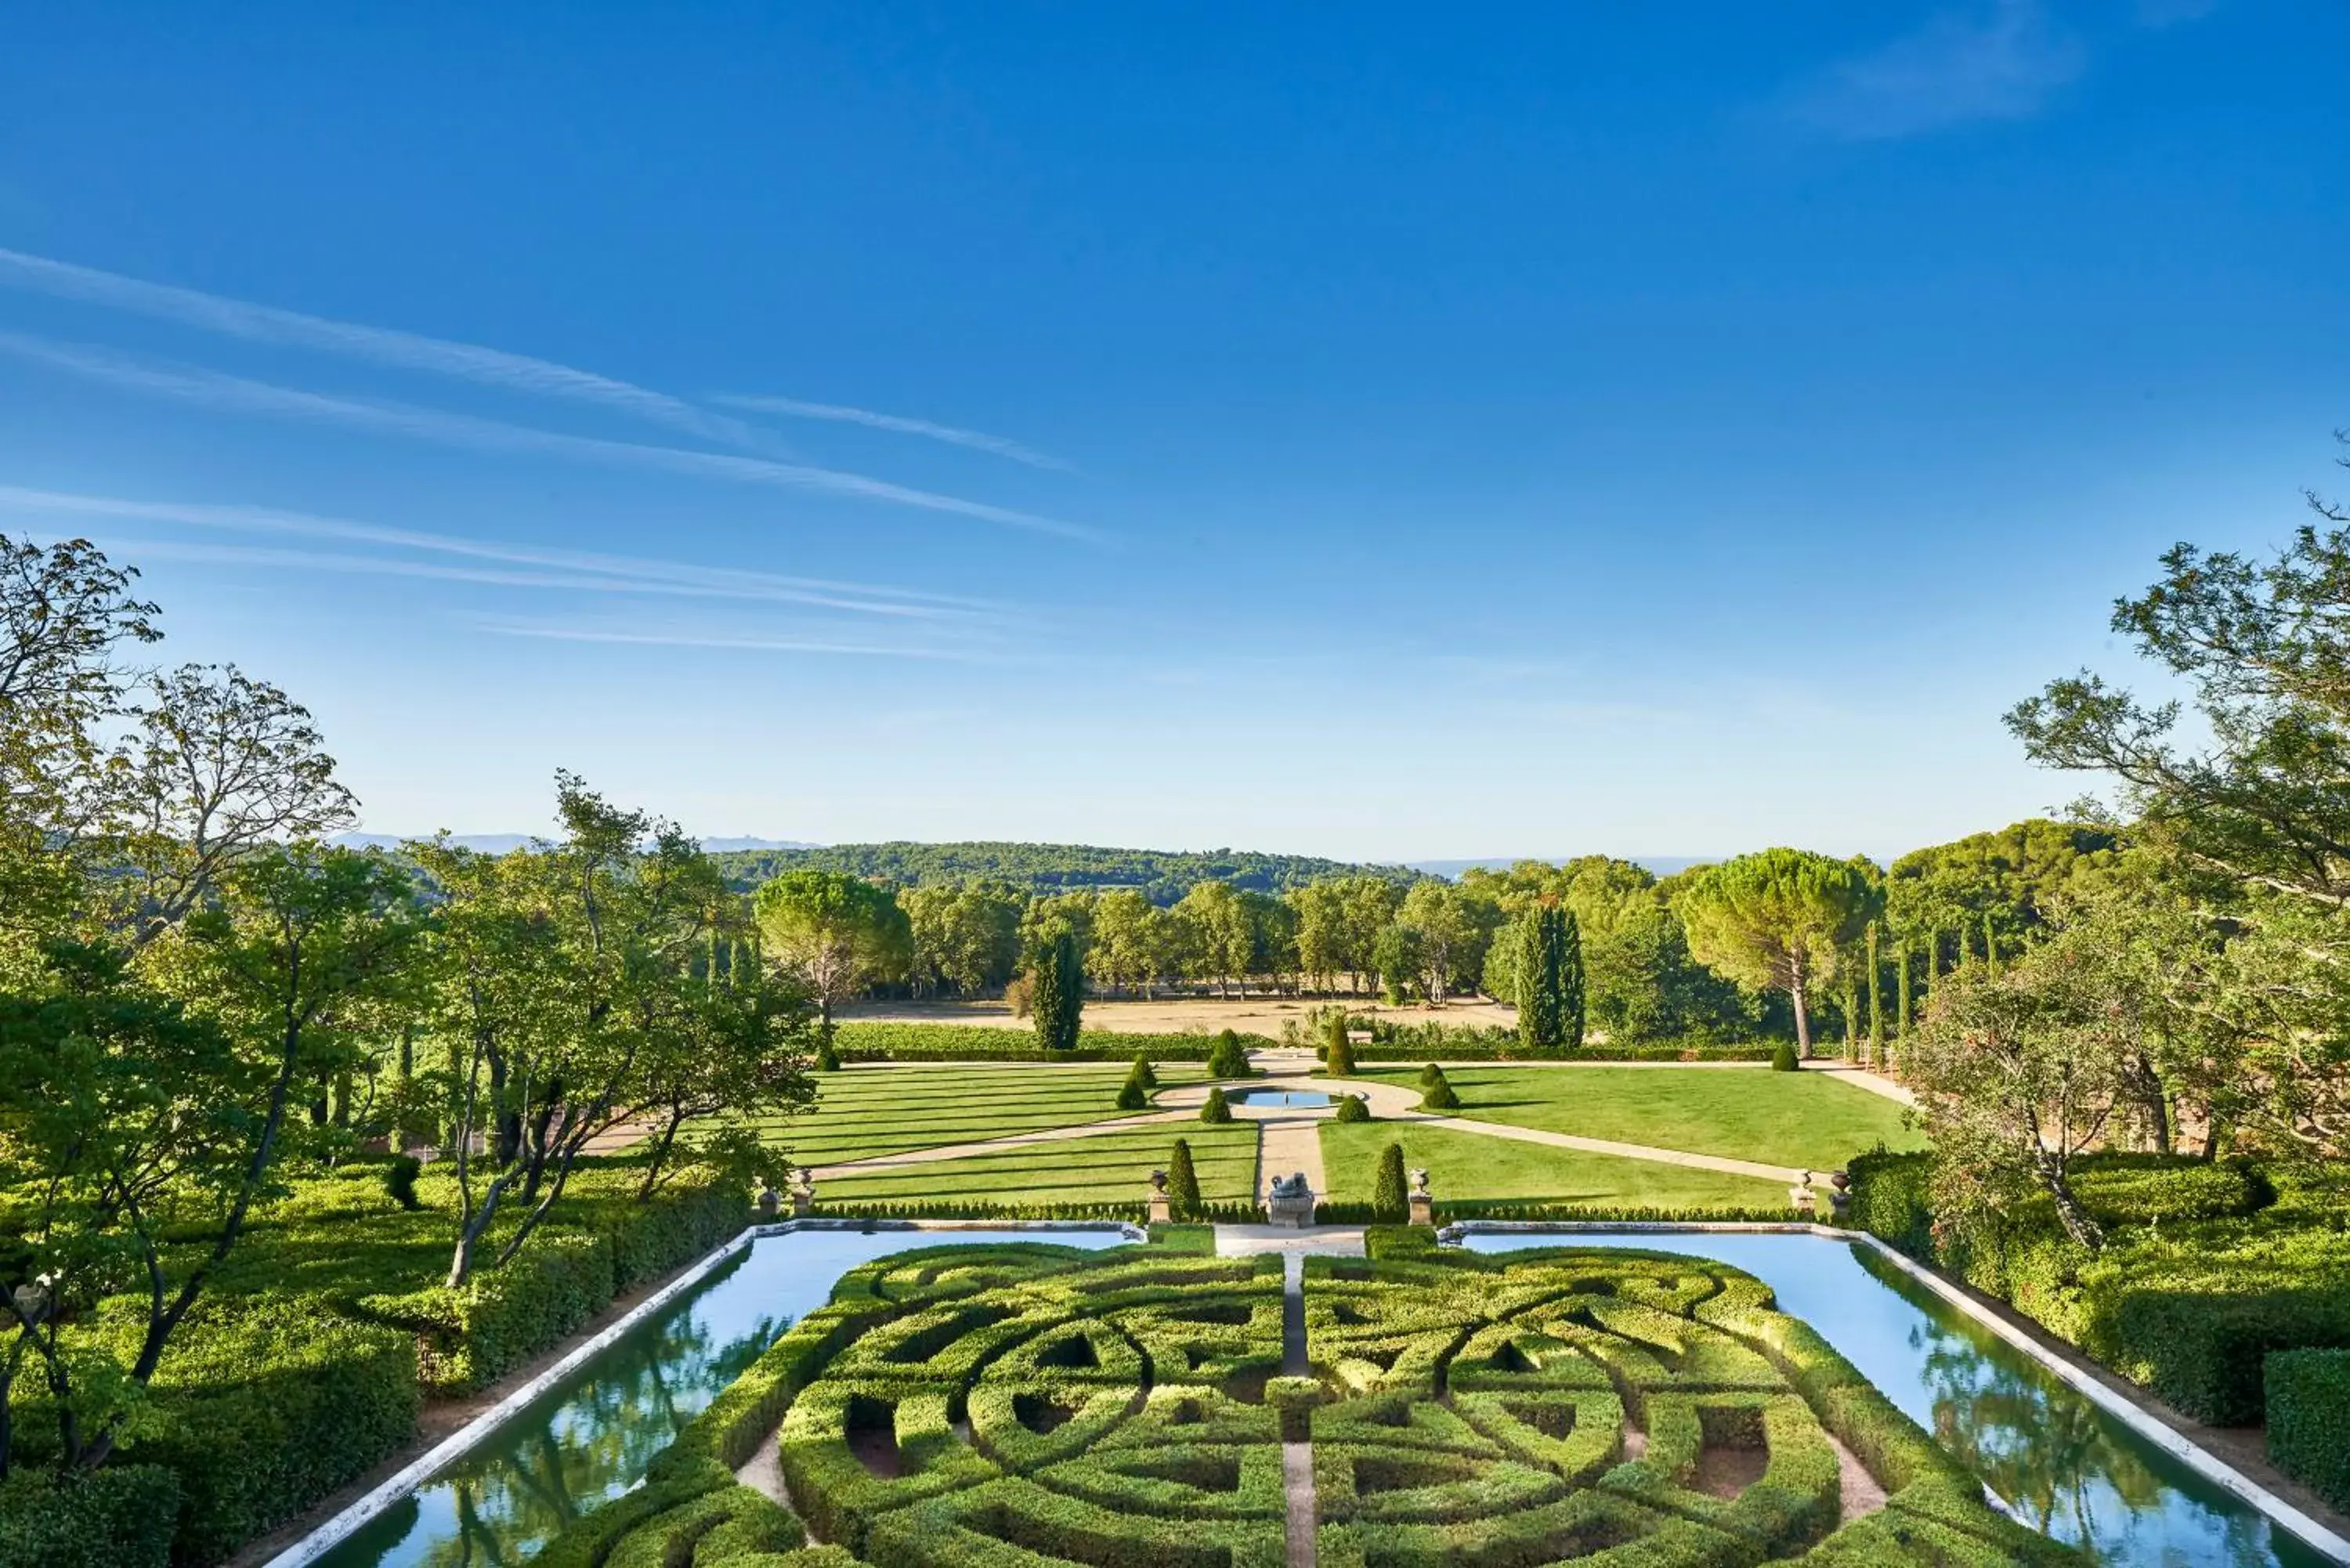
0,333,1096,540
0,246,786,456
713,394,1071,471
1786,0,2084,140
0,483,1010,621
475,620,991,661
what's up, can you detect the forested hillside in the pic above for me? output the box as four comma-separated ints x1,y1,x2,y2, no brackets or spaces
711,840,1416,902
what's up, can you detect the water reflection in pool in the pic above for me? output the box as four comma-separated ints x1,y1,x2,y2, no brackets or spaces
1461,1229,2334,1568
312,1227,1131,1568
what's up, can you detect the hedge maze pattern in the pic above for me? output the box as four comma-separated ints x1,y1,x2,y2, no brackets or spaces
541,1241,2080,1568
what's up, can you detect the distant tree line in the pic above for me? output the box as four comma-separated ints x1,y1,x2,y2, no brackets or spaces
710,840,1417,904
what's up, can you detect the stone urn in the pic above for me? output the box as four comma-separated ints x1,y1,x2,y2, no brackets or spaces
790,1172,817,1218
1408,1167,1436,1226
1146,1169,1173,1225
1788,1169,1817,1215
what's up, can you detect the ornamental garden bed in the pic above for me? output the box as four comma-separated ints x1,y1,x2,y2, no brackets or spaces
533,1238,2077,1567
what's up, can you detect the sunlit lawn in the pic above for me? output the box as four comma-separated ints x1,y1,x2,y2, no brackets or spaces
1347,1064,1923,1170
741,1062,1209,1167
1318,1121,1788,1210
815,1122,1259,1209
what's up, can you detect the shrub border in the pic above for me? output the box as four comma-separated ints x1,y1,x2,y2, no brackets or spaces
258,1216,1145,1568
1443,1219,2350,1564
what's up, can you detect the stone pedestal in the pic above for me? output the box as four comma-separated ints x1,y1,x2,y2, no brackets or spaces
1266,1172,1315,1227
790,1175,817,1218
1788,1169,1817,1216
1146,1170,1173,1225
1408,1167,1434,1227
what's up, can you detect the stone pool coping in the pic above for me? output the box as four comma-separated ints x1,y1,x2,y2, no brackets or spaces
262,1218,1147,1568
1446,1219,2350,1566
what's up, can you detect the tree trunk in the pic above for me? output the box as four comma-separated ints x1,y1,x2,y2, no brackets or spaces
1788,965,1813,1057
2036,1150,2106,1252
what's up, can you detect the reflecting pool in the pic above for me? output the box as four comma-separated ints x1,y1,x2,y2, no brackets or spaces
1462,1229,2337,1568
307,1226,1131,1568
1230,1089,1334,1108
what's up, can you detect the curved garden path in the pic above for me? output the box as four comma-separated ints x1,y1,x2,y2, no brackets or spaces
803,1052,1859,1198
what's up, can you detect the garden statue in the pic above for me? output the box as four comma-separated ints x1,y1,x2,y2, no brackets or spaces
1267,1170,1315,1227
756,1183,780,1219
1146,1168,1173,1224
1408,1166,1435,1226
1827,1169,1852,1217
790,1170,817,1218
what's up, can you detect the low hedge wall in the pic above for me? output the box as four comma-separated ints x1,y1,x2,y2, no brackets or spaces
1846,1148,2350,1428
0,1465,180,1568
2265,1348,2350,1512
361,1174,750,1393
831,1024,1274,1063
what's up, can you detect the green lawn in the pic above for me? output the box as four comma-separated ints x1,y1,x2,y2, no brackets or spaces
743,1062,1208,1167
1349,1065,1924,1170
1318,1121,1789,1210
815,1122,1259,1209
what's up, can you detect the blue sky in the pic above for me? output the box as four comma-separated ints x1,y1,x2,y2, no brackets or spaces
2,2,2344,862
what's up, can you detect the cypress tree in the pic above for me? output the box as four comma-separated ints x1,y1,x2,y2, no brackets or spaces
1840,963,1859,1062
1517,905,1566,1053
1896,936,1913,1046
1419,1065,1460,1111
1132,1052,1159,1090
1032,929,1086,1052
1866,923,1884,1070
1167,1139,1202,1220
1983,912,1999,978
1115,1063,1150,1111
1199,1086,1233,1124
1561,909,1586,1050
1372,1141,1409,1223
706,928,721,990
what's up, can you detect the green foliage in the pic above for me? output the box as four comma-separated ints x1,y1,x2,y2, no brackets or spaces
1418,1065,1460,1111
1332,1093,1371,1124
815,1033,841,1071
1321,1015,1356,1076
756,868,914,1031
0,1465,179,1568
106,1302,418,1564
1678,847,1879,1055
2266,1349,2350,1511
1371,1140,1409,1222
1198,1086,1232,1124
830,1023,1274,1064
1030,928,1086,1051
1847,1152,2350,1427
1206,1028,1251,1078
1130,1053,1157,1089
713,840,1416,903
382,1153,422,1209
1772,1041,1799,1072
1513,904,1568,1052
1114,1065,1150,1111
1166,1138,1203,1220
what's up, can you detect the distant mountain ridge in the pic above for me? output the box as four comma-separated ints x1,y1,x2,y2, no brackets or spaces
1409,855,1709,880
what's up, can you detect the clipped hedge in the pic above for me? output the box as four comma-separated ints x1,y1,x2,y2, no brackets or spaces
1846,1149,2350,1427
830,1024,1274,1063
0,1465,179,1568
362,1176,750,1393
2266,1348,2350,1512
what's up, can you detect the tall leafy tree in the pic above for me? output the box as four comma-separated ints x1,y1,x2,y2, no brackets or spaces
1560,909,1586,1048
1676,848,1878,1055
754,868,911,1037
1174,882,1252,998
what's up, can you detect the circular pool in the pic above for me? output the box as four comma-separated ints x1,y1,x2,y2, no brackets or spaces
1227,1087,1333,1108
